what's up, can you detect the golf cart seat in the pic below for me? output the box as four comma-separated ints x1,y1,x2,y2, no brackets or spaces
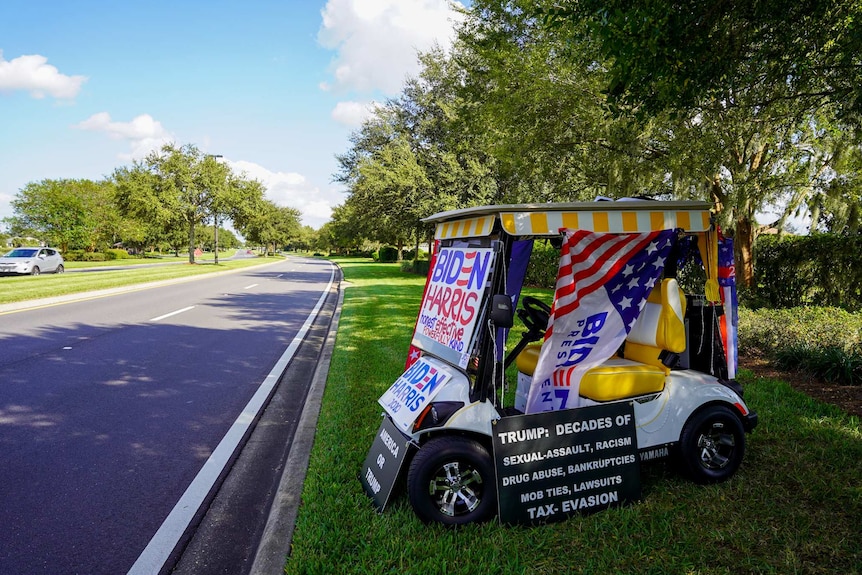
516,279,687,402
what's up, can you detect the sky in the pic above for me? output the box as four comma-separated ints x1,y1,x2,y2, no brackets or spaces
0,0,466,230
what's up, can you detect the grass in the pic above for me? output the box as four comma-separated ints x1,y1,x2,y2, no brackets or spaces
285,259,862,575
0,255,285,305
61,254,190,268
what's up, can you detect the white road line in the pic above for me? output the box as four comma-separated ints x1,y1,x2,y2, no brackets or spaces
149,306,195,322
127,262,336,575
244,283,259,290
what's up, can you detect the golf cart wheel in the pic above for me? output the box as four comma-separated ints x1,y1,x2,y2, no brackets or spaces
31,266,40,276
407,436,496,526
679,405,746,484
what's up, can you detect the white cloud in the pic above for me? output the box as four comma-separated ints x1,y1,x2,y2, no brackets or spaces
331,100,382,127
318,0,464,95
0,50,86,99
228,160,336,228
74,112,172,160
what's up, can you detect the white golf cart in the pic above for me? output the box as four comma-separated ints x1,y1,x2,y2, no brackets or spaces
370,200,758,525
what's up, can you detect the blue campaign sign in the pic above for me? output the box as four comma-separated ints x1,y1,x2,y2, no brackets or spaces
378,356,454,434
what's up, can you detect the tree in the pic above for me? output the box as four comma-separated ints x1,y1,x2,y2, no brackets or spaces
454,0,680,203
240,200,301,256
200,154,232,264
114,143,254,264
458,0,857,286
543,0,862,123
6,178,120,252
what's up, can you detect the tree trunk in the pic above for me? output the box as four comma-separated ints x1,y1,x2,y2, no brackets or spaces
188,224,196,264
735,216,755,288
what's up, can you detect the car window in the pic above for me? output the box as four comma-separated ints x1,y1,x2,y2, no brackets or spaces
6,248,39,258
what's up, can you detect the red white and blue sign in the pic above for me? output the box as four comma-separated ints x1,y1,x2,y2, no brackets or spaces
411,246,495,368
379,356,454,433
526,229,675,412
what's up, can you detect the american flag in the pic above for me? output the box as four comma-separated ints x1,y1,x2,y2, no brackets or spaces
526,229,676,413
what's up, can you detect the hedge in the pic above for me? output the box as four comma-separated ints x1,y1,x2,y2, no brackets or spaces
738,306,862,385
754,234,862,311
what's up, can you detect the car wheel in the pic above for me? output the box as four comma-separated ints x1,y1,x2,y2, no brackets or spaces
679,405,745,484
55,264,64,274
407,436,496,525
30,266,40,276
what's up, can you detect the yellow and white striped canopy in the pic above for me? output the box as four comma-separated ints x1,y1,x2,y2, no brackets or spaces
426,201,713,240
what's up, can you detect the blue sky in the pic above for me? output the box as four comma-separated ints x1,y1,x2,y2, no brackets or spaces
0,0,465,229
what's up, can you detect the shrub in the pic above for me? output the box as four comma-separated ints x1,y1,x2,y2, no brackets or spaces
81,252,106,262
738,306,862,385
754,234,862,311
774,344,862,386
524,240,559,288
377,246,400,263
401,259,431,276
402,248,428,261
63,250,85,262
104,248,132,260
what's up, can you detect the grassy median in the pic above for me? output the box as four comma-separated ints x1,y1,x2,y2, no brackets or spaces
0,255,285,306
285,259,861,575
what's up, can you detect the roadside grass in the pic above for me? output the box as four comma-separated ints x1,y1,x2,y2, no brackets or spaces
62,254,189,268
0,256,285,305
285,259,862,575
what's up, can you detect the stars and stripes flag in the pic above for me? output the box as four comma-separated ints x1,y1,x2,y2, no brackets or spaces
525,229,677,413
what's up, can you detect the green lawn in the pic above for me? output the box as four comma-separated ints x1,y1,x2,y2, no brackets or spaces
285,259,862,575
0,255,284,306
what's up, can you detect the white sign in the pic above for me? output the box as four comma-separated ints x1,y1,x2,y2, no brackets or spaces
379,357,453,433
412,247,495,368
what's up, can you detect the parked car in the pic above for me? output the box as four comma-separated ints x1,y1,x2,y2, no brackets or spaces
0,247,65,275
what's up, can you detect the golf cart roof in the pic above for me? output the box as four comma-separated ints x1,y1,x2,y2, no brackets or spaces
423,200,714,240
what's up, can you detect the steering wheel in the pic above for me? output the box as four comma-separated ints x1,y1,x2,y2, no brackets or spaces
517,296,552,335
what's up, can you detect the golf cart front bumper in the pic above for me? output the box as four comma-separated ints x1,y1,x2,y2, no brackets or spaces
743,410,759,432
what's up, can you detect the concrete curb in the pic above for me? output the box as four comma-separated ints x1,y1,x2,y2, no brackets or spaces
249,278,344,574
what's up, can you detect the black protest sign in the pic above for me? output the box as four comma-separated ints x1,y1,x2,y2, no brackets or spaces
360,416,413,511
493,402,641,525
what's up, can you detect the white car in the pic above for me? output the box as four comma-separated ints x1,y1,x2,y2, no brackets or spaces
0,247,65,275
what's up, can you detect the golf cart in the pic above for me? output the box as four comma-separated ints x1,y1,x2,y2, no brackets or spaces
367,200,758,525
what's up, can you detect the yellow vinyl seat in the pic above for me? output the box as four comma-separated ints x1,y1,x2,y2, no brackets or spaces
516,279,687,402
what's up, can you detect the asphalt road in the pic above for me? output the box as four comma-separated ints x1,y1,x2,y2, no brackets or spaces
0,256,338,575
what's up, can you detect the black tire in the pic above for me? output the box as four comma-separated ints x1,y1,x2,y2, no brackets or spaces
407,436,496,525
55,264,64,274
679,405,746,484
30,266,40,276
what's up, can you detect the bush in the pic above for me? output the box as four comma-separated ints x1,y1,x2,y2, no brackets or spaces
377,246,400,263
738,306,862,385
104,248,132,260
402,248,428,261
401,259,431,276
63,250,85,262
754,234,862,311
81,252,106,262
524,240,559,289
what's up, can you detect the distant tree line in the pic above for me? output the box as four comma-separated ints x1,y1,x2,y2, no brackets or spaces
3,143,319,262
324,0,862,288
